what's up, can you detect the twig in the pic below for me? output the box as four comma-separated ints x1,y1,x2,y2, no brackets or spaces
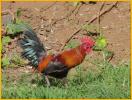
60,29,81,51
74,3,82,16
98,2,105,33
60,2,118,51
2,9,15,20
87,1,118,24
43,2,57,11
51,3,82,26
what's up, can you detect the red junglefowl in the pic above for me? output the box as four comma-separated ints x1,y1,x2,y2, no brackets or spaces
20,27,95,86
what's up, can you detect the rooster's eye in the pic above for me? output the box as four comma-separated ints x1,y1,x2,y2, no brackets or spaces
84,45,90,49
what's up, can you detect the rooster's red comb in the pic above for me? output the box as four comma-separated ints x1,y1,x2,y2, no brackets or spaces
80,36,95,46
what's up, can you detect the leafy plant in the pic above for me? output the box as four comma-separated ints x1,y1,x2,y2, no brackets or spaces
16,8,22,17
103,50,114,61
2,56,10,67
2,36,11,46
5,8,30,36
2,54,26,68
10,54,26,67
6,18,27,35
2,9,27,49
93,36,107,51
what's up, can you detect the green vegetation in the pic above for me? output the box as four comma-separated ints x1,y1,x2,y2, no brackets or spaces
2,60,130,99
2,55,10,68
5,8,25,36
2,36,11,46
6,18,29,36
16,8,22,17
10,54,27,67
2,54,26,68
94,36,107,51
2,9,30,68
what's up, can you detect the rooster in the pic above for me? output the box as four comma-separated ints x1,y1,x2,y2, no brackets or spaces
20,26,95,86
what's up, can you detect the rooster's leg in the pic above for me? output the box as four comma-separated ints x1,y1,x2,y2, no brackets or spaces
63,77,68,87
45,76,50,86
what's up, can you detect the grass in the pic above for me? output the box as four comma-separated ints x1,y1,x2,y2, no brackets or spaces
2,60,130,99
2,54,27,68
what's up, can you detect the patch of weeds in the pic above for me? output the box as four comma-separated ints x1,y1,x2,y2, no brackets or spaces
2,8,30,51
102,50,114,61
10,54,27,67
2,54,27,68
2,36,11,46
93,36,113,62
4,8,33,38
1,9,32,68
6,18,29,37
2,55,10,68
5,8,26,36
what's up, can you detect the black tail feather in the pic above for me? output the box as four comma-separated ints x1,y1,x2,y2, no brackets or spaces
20,28,46,68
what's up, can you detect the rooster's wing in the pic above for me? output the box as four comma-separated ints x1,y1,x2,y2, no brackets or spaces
43,61,69,79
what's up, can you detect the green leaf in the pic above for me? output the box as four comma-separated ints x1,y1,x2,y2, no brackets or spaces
11,54,26,67
15,18,25,24
6,23,20,34
16,8,21,17
103,50,114,60
6,20,27,35
93,36,107,51
2,36,11,46
2,56,10,67
6,23,15,34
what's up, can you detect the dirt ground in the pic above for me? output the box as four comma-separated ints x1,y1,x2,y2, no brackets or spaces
2,1,130,74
